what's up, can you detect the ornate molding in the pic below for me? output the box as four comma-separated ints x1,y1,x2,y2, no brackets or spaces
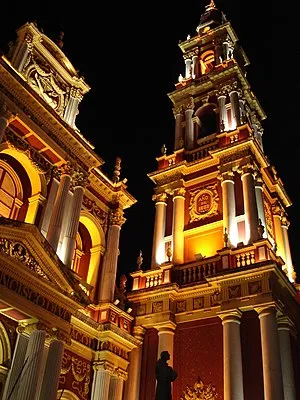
109,208,126,227
0,237,50,280
189,183,219,222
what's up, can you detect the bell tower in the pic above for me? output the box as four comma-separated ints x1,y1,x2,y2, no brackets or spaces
126,2,300,400
146,0,296,282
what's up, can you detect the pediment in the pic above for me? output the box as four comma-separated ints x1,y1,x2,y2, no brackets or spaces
0,217,90,306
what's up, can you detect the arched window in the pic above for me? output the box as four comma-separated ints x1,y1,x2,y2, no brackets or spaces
200,51,215,75
0,161,23,219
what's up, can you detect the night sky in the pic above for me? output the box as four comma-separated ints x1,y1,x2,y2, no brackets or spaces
1,1,299,283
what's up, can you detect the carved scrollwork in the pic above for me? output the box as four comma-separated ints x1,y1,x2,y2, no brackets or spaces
189,184,219,222
152,192,167,203
180,376,219,399
109,208,126,226
0,238,50,280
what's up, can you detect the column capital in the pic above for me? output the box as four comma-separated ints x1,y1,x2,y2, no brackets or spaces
57,161,73,177
155,322,177,334
173,187,186,199
152,192,167,204
109,207,126,226
277,315,295,331
218,170,234,183
173,106,183,116
218,309,243,324
255,304,278,319
133,326,146,341
237,163,256,176
72,169,89,188
281,215,290,228
93,360,114,373
182,97,194,112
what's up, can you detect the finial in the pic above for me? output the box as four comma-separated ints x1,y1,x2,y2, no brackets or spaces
206,0,217,11
161,144,167,155
56,31,64,49
112,157,121,183
136,250,143,270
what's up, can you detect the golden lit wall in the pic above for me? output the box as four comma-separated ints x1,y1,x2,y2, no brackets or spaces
184,226,223,261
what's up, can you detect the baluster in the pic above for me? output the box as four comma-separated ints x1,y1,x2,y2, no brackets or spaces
146,277,150,288
236,255,241,268
183,269,187,284
251,251,255,264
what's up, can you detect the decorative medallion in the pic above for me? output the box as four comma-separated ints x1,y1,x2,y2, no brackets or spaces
180,376,219,400
228,284,241,299
193,297,204,309
176,300,186,313
248,280,262,295
152,301,163,313
189,184,219,223
136,304,146,315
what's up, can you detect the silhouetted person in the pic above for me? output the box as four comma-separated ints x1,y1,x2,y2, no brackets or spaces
155,351,177,400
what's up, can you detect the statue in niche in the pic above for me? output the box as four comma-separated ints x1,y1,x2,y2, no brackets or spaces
155,351,178,400
257,218,265,239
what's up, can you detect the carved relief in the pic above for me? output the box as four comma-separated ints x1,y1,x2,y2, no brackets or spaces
152,301,163,313
59,352,91,400
23,51,68,117
193,296,204,309
248,280,262,295
176,300,186,313
189,184,219,222
0,238,50,280
180,376,219,400
228,284,241,299
109,208,126,227
82,196,107,226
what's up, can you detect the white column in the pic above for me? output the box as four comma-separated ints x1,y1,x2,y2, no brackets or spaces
46,163,72,251
255,175,267,238
39,339,64,400
64,87,81,128
219,311,244,400
172,188,185,265
278,316,296,400
98,207,125,303
123,327,145,400
218,95,228,132
16,330,46,400
240,165,259,243
184,107,194,150
109,375,124,400
184,58,192,78
2,332,29,400
174,110,182,150
281,216,295,282
151,193,167,268
272,204,285,260
156,324,176,368
91,364,111,400
61,177,86,267
220,171,238,247
41,178,59,237
256,306,284,400
229,90,241,129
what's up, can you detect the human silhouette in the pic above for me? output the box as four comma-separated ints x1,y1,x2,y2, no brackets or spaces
155,351,177,400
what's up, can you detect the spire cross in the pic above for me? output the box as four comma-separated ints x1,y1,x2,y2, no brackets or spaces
206,0,217,11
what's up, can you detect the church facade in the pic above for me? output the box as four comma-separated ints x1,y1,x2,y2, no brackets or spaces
0,18,138,400
0,2,300,400
126,2,300,400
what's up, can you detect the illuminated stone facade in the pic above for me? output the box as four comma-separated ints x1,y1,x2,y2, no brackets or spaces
126,2,300,400
0,21,137,400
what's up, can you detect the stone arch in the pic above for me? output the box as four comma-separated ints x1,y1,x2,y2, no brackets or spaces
0,321,11,365
195,103,218,139
0,144,47,224
57,389,81,400
78,210,106,292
